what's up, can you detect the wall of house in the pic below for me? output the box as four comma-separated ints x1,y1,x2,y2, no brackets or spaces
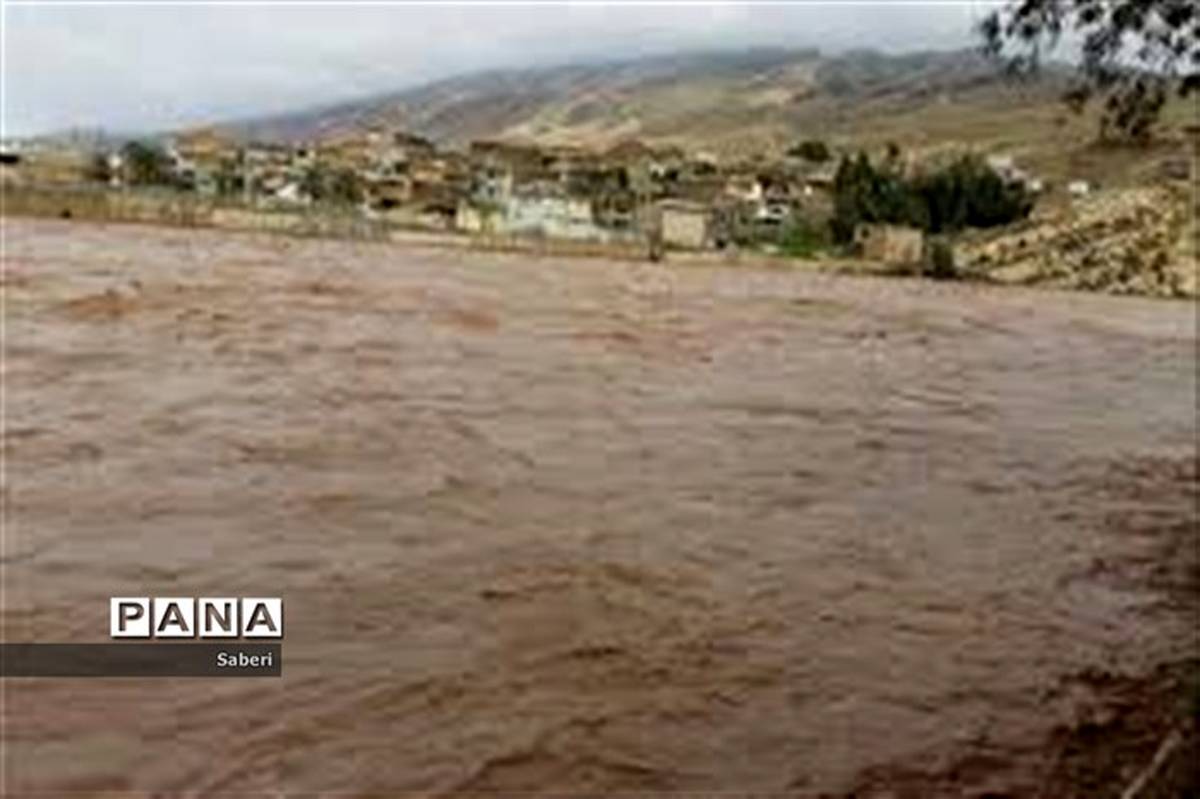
455,203,501,234
856,224,924,264
503,196,608,241
661,209,708,249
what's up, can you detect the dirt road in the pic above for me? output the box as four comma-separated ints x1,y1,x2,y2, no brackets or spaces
3,219,1196,795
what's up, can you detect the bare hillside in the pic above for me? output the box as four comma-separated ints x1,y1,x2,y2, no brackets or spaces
225,48,1071,156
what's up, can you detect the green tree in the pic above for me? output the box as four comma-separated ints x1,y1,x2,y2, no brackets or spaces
301,165,364,205
911,156,1034,234
120,140,174,186
980,0,1199,142
86,152,112,184
829,153,925,243
830,153,1033,243
326,168,363,205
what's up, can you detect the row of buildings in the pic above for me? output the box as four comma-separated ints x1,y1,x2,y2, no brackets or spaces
6,126,1072,260
209,128,847,250
7,127,843,251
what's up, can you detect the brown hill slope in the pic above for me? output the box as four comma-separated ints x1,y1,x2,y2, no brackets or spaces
217,46,1196,196
224,48,1072,156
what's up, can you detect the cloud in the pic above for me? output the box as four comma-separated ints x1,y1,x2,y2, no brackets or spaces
2,3,990,137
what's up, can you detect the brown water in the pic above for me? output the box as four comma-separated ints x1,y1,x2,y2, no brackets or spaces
3,219,1196,795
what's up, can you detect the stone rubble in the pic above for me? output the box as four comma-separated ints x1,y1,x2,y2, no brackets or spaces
959,186,1197,298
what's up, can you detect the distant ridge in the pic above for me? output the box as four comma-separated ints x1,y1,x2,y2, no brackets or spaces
217,47,1068,155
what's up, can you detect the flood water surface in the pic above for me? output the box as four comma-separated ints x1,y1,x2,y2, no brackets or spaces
3,219,1196,794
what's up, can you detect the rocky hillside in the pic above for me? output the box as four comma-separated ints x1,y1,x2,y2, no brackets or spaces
226,47,1069,156
960,185,1197,298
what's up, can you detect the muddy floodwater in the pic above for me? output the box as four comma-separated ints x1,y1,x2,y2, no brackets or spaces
3,219,1196,795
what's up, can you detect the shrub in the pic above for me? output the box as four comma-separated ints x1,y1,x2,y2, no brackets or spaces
788,139,831,163
778,218,827,259
300,165,364,206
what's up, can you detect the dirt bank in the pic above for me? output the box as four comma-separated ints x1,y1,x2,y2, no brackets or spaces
3,219,1196,795
959,186,1197,299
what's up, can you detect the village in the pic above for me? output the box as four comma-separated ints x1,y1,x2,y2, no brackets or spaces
6,120,1195,298
0,126,1067,266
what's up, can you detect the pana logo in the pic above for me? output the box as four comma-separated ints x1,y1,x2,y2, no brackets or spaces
111,597,283,639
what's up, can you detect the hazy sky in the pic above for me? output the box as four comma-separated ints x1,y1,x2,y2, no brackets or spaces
3,2,995,137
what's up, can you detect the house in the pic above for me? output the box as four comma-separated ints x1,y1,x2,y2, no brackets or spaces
472,165,514,204
458,180,616,242
505,190,599,240
234,141,313,202
657,199,711,250
320,135,373,171
364,174,414,210
593,189,638,231
241,141,293,170
469,140,545,183
272,181,310,206
725,173,764,204
854,223,924,265
168,128,238,195
504,182,606,239
542,145,593,183
258,171,290,198
411,182,461,229
455,201,496,234
172,128,230,162
364,130,436,179
392,131,436,161
801,162,838,196
645,146,687,184
755,201,791,226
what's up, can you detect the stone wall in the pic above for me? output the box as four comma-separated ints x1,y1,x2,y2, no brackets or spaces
3,185,215,227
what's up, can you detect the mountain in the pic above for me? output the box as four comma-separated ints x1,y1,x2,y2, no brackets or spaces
224,47,1072,157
